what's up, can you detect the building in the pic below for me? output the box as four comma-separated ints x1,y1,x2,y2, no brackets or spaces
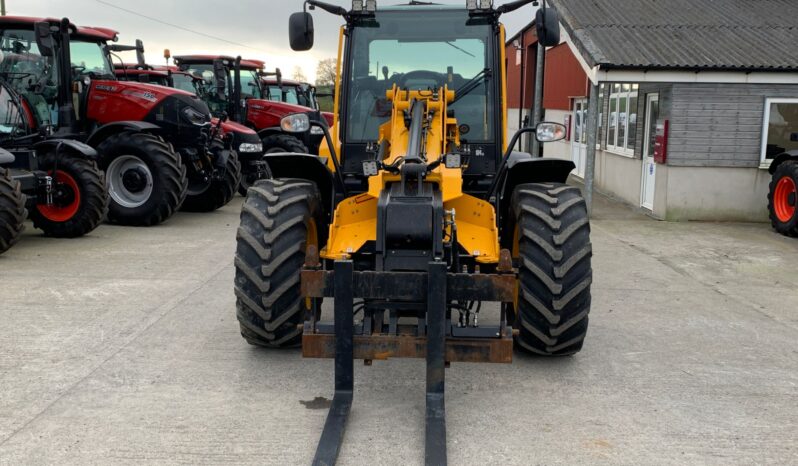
506,0,798,221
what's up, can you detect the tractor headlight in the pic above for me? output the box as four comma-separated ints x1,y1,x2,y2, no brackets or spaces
238,142,263,153
181,106,210,126
310,126,324,136
281,113,311,133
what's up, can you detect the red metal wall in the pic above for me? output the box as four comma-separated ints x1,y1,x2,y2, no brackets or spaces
505,28,538,109
542,43,589,110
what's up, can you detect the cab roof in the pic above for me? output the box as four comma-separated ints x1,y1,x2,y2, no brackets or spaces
0,16,118,41
173,55,265,70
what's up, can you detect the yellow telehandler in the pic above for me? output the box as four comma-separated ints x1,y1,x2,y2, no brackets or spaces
233,1,592,464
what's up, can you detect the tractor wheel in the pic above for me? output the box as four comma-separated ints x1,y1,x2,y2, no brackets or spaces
29,153,108,238
181,143,242,212
0,169,26,255
234,179,322,348
261,134,308,155
97,132,187,227
511,183,592,356
768,161,798,237
238,159,273,197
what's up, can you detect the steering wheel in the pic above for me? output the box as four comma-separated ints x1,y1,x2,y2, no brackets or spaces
399,70,445,89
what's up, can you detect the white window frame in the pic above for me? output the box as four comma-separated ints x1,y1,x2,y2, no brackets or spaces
759,97,798,169
605,83,639,158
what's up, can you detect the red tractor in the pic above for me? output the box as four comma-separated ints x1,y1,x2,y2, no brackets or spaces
113,48,267,195
172,55,332,189
260,74,335,147
0,17,241,226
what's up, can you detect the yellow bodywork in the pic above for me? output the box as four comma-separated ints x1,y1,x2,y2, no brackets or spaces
318,25,509,265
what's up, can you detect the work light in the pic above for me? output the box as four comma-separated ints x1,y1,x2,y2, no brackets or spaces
466,0,493,10
352,0,377,12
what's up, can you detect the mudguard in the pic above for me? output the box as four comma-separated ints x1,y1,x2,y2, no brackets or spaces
0,147,14,164
33,138,99,160
86,121,162,147
264,153,335,218
768,151,798,174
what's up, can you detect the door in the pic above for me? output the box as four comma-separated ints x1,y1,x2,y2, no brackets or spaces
641,94,660,210
571,98,588,177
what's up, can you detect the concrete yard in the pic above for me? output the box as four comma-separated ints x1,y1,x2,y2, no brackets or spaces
1,194,797,465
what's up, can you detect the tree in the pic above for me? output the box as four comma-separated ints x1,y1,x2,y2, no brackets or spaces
291,66,307,82
315,58,337,87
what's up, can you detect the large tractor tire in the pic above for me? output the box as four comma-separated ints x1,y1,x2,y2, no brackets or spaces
97,132,188,227
29,153,108,238
234,179,322,348
0,169,26,255
768,161,798,237
182,143,242,212
237,159,272,197
511,183,592,356
261,134,308,155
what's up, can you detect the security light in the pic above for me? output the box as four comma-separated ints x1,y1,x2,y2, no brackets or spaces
352,0,364,11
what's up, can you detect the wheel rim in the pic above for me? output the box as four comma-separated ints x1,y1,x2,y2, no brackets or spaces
106,155,153,208
774,175,797,223
37,170,80,222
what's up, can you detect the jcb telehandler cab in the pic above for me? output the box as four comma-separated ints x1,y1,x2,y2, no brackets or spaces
0,17,241,226
234,1,592,464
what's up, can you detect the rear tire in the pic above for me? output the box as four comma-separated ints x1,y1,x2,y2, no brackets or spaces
768,161,798,237
29,153,108,238
97,132,187,226
511,183,592,356
261,134,308,154
0,169,26,255
234,179,322,348
181,144,242,212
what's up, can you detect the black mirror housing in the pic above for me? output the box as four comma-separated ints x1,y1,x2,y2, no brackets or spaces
289,12,315,51
34,22,55,57
536,7,561,47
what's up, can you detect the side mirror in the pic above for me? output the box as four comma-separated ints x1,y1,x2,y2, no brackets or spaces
135,39,146,66
535,122,567,143
275,67,283,87
289,12,315,51
536,7,561,47
213,59,227,99
34,22,55,57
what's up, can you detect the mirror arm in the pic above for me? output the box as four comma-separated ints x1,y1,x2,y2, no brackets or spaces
306,0,347,16
486,126,537,200
496,0,537,14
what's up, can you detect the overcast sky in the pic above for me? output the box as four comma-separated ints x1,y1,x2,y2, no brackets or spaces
13,0,537,81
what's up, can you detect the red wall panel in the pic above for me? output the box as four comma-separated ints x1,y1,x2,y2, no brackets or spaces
543,43,589,110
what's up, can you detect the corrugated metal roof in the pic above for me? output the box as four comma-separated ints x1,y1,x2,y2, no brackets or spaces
548,0,798,71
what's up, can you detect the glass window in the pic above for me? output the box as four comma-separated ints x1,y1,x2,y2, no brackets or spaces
597,84,605,146
608,96,616,147
346,10,493,142
70,41,114,78
0,28,58,126
172,73,198,94
240,70,262,99
606,83,639,155
266,85,299,105
761,99,798,165
0,85,25,136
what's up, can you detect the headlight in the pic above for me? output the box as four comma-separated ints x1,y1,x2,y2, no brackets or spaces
280,113,310,133
310,126,324,136
238,142,263,153
181,106,210,126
